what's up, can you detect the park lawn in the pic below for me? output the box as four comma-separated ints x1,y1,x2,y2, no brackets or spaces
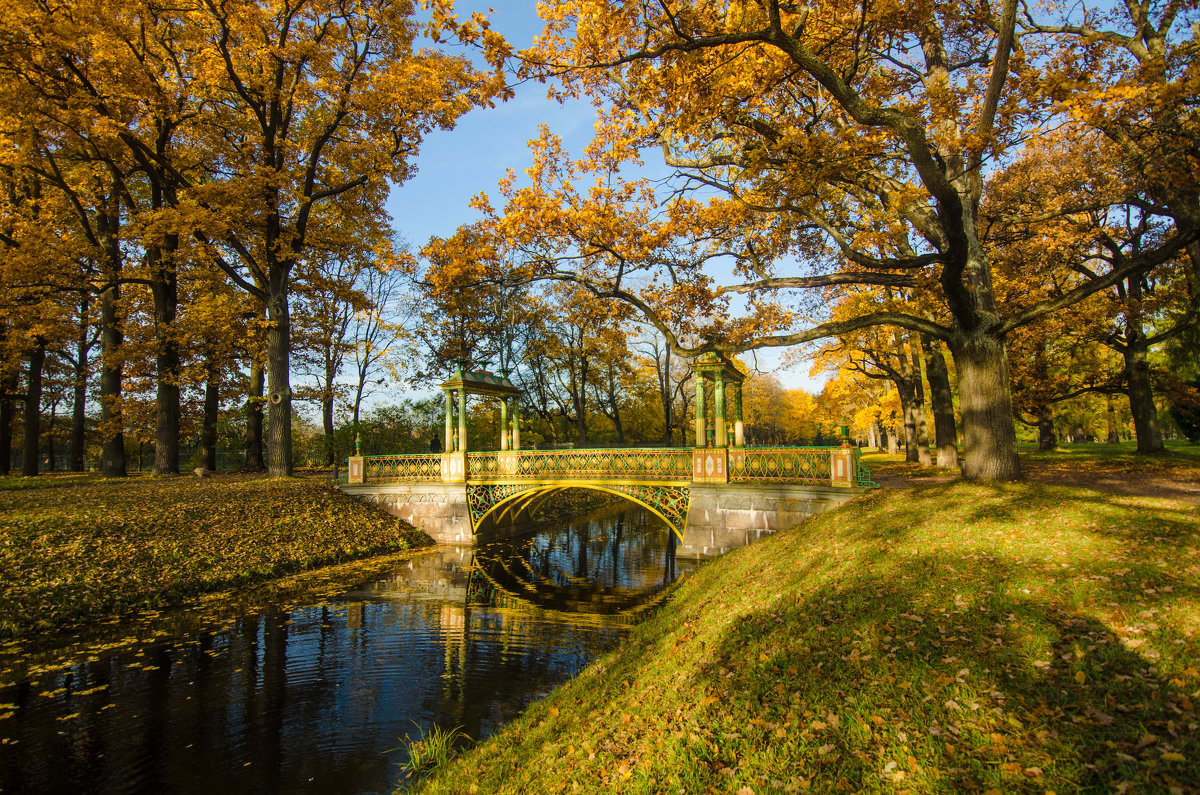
1018,440,1200,470
0,474,429,639
415,480,1200,794
862,440,1200,483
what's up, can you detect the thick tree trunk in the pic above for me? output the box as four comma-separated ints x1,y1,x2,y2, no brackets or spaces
949,333,1022,480
98,280,126,477
569,371,589,445
1124,338,1163,453
895,379,920,463
46,401,57,471
889,332,929,465
908,346,933,466
69,296,89,472
573,406,588,445
151,240,180,476
245,355,265,471
910,399,932,466
322,393,335,466
886,416,899,455
603,367,625,444
610,398,625,443
1037,404,1056,451
151,290,179,474
921,333,960,467
22,341,44,477
201,360,219,472
1118,275,1164,454
0,370,14,475
265,282,293,477
71,350,87,471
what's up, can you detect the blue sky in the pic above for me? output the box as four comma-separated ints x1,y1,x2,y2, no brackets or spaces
385,3,824,392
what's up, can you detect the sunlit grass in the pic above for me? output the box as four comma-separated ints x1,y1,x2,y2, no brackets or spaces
0,474,429,639
414,480,1200,794
862,440,1200,482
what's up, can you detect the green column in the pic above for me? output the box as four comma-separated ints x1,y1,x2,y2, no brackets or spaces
500,398,509,450
715,371,727,447
458,389,467,452
734,382,745,446
444,390,453,452
695,376,706,447
512,401,521,451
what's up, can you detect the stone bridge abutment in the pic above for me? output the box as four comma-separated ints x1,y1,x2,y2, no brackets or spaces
341,477,867,558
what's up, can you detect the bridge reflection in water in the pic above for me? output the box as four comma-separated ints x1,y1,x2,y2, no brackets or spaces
0,503,684,795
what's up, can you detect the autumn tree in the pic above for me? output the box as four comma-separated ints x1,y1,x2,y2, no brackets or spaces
0,0,215,475
1026,1,1200,294
987,129,1197,454
418,228,530,379
0,144,96,476
177,0,509,476
444,0,1200,480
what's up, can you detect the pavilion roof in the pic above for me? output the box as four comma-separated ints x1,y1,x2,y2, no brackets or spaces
440,367,521,399
690,352,746,383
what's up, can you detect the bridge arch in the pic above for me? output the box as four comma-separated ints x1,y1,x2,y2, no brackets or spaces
467,482,691,540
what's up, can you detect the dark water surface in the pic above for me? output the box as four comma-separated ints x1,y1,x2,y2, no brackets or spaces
0,505,694,794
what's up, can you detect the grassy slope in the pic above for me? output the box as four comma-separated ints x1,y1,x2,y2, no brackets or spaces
0,474,428,638
417,481,1200,794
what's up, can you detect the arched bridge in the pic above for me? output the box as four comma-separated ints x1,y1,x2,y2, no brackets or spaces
341,446,876,556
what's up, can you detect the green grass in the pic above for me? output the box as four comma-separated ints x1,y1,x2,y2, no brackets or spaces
398,723,473,784
1017,440,1200,467
0,473,430,639
414,481,1200,794
862,440,1200,482
0,473,100,490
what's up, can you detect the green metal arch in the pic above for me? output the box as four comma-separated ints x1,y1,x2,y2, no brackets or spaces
469,482,690,541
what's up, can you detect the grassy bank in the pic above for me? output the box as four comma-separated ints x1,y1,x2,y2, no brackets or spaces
416,481,1200,793
0,474,429,639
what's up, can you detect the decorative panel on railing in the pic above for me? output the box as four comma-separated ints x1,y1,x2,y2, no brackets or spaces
363,454,442,482
468,449,692,481
729,447,832,484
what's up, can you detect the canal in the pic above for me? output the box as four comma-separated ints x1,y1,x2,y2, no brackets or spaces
0,502,696,794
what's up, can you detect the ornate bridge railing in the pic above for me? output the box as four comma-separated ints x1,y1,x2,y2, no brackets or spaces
730,447,845,485
355,447,875,488
466,448,693,481
363,453,442,483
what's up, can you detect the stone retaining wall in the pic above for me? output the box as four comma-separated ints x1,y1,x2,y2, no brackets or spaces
680,484,864,557
340,482,472,544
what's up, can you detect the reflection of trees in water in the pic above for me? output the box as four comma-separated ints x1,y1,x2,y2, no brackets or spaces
0,508,684,794
467,506,689,616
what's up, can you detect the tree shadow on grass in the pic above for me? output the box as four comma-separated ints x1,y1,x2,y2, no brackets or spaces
689,557,1199,794
884,480,1196,536
411,482,1200,794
